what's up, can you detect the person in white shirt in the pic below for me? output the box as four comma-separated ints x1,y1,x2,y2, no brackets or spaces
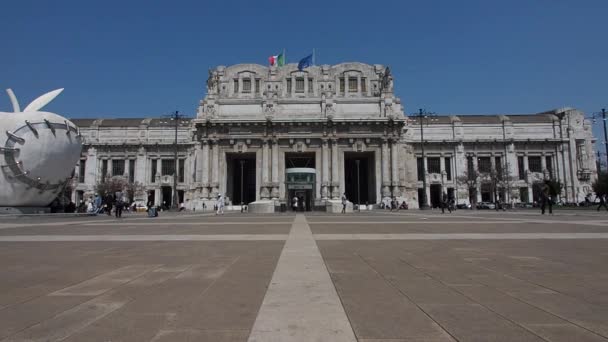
216,194,225,215
292,196,298,212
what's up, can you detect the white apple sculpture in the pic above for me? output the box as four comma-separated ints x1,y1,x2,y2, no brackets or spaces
1,88,82,207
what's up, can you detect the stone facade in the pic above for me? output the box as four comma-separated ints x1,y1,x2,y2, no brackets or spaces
70,62,597,210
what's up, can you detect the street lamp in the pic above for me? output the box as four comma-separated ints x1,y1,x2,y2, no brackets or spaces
160,111,188,210
411,108,438,209
240,160,245,213
356,159,361,212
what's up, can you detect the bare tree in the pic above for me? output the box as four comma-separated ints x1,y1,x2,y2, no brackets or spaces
95,176,145,203
456,168,480,205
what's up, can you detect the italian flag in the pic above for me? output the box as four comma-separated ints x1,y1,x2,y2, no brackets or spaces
269,53,285,66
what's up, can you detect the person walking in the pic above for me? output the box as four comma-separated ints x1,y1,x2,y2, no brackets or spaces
597,194,608,211
292,196,298,212
114,191,123,218
216,194,225,215
341,193,348,214
441,192,451,214
540,181,553,215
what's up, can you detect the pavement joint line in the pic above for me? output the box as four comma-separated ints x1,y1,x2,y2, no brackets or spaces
0,234,288,242
459,261,608,339
308,221,528,225
313,233,608,240
393,256,553,342
247,214,357,342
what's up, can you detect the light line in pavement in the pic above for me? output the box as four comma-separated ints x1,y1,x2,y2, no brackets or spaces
0,234,288,241
314,233,608,240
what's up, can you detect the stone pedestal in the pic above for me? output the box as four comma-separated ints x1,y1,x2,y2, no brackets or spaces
0,207,51,215
249,200,275,213
326,200,353,213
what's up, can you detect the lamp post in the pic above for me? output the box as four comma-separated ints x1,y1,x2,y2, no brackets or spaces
588,108,608,173
160,111,187,210
356,159,361,212
240,160,245,213
412,108,437,209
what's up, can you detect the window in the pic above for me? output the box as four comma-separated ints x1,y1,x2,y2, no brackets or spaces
161,159,175,176
129,160,135,183
417,157,424,181
478,157,491,173
101,159,108,182
445,157,451,180
361,78,367,93
518,156,525,180
78,160,86,183
287,79,292,93
528,156,542,172
112,159,125,176
519,187,529,203
348,77,357,92
308,78,314,94
233,79,239,93
255,79,260,94
495,156,502,179
295,77,304,93
242,79,251,93
427,157,440,174
151,159,157,183
178,159,185,183
546,156,553,178
339,77,345,93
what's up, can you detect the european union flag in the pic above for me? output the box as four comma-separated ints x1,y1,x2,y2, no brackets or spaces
297,54,313,71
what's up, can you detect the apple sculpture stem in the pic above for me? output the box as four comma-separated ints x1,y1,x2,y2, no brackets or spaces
1,89,83,207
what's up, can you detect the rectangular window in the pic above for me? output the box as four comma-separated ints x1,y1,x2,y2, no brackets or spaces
78,159,86,183
546,156,553,178
161,159,175,176
295,78,304,93
255,79,260,94
478,157,491,173
339,77,345,93
361,78,367,93
348,77,357,92
427,157,440,174
518,156,525,180
519,187,529,203
112,159,125,176
528,156,542,172
233,79,239,93
101,159,108,182
308,78,314,94
178,159,185,183
287,79,292,93
417,157,424,181
242,79,251,93
151,159,157,183
445,157,452,180
129,160,135,183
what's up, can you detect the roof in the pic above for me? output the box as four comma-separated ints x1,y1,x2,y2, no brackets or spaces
68,118,193,128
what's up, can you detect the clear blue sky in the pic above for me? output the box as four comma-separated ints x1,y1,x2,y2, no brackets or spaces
1,0,606,123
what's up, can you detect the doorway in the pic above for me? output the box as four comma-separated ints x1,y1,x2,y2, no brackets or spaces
430,184,442,208
289,189,312,211
226,153,256,205
161,186,172,208
344,152,376,205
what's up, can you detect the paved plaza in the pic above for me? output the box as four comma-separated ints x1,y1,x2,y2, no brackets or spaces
1,210,608,341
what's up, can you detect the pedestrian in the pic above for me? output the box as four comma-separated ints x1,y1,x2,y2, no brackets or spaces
114,191,123,218
292,196,298,212
441,192,450,214
179,202,186,212
540,181,553,215
341,193,348,214
216,194,225,215
597,194,608,211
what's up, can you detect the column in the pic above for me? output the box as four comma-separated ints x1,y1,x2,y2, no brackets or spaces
124,158,130,178
472,155,481,203
390,140,399,196
356,75,362,96
107,159,113,177
211,141,219,197
524,154,532,201
439,155,446,187
271,139,279,198
321,139,329,199
331,139,340,198
202,141,210,198
541,153,547,179
135,147,146,184
291,76,295,97
381,139,390,198
195,142,203,185
85,147,97,186
261,139,270,199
